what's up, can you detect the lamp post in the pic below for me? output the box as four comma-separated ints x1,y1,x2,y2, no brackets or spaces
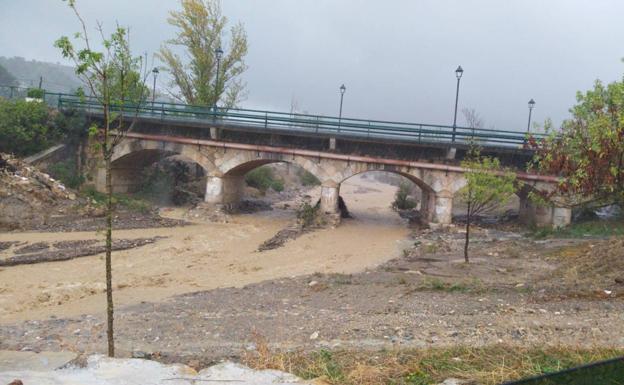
452,65,463,142
151,67,159,106
338,84,346,132
214,47,224,111
527,98,536,133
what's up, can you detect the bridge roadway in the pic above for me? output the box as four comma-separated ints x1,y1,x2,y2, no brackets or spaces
53,94,545,151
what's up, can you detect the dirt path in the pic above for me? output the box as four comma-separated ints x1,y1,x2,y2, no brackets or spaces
0,175,410,323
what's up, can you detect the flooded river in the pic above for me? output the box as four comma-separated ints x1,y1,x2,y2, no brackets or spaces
0,174,411,323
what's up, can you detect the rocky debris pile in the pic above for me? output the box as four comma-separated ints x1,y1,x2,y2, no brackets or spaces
184,202,231,223
0,237,166,267
0,153,77,230
257,225,302,252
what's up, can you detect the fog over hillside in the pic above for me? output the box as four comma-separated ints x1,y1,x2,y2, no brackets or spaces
0,56,81,93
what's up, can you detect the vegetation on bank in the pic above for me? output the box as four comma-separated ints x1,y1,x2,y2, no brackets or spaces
244,341,624,385
245,166,285,193
298,168,321,186
530,218,624,239
392,182,417,211
82,187,152,214
0,98,59,156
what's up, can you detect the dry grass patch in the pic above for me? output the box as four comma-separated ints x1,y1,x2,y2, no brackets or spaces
243,336,623,385
545,237,624,296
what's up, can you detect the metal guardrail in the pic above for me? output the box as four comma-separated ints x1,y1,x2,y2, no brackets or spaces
1,85,544,149
502,356,624,385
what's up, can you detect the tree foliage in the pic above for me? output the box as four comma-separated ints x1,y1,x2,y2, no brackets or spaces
529,74,624,205
158,0,248,107
0,98,58,156
459,150,516,262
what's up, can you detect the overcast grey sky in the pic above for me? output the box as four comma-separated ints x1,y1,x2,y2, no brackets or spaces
1,0,623,131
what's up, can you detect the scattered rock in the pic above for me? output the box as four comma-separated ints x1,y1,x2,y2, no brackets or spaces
437,378,475,385
131,351,152,359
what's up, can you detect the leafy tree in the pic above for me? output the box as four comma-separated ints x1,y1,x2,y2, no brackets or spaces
102,58,150,103
529,73,624,206
0,98,58,156
459,149,516,262
55,0,149,357
158,0,248,107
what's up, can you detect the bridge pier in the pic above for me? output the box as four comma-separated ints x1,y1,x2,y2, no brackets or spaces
432,193,454,225
519,195,571,228
204,175,245,210
320,184,340,214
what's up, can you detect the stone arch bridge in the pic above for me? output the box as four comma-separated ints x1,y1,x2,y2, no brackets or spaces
93,132,571,228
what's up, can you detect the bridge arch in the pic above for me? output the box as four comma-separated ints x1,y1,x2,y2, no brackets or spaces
216,151,326,181
96,139,218,197
203,150,327,209
319,164,457,224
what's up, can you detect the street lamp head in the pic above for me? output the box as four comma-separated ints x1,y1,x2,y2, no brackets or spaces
340,84,346,94
152,67,159,75
528,98,536,109
215,47,224,60
455,65,463,79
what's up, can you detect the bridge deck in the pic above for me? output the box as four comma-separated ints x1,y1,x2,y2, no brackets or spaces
1,85,544,150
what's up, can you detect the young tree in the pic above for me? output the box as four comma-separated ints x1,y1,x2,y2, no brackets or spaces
529,73,624,205
158,0,248,107
55,0,149,357
459,150,516,262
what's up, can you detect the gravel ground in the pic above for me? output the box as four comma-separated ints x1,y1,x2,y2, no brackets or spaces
1,230,623,368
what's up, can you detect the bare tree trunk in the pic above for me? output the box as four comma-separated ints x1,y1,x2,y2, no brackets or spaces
105,154,115,357
464,193,471,263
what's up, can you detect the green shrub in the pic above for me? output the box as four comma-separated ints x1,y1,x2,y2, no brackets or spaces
245,166,284,193
0,98,58,156
27,88,45,99
297,201,319,228
47,159,84,189
392,182,417,210
298,169,321,186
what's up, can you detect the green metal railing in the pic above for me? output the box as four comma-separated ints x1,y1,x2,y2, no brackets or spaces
1,85,544,149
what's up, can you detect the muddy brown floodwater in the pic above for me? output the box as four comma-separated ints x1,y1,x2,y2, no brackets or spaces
0,174,411,324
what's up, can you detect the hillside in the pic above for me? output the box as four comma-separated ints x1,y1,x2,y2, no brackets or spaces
0,56,81,93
